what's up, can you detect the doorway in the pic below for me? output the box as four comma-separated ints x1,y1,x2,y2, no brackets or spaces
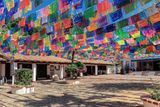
5,63,11,79
37,64,47,79
84,66,95,76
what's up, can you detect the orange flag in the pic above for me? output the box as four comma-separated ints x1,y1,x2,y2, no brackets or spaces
31,32,39,41
19,17,26,27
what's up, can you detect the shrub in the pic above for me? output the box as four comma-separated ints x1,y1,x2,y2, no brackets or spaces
15,69,32,86
65,64,77,74
75,62,86,73
75,61,84,68
147,81,160,101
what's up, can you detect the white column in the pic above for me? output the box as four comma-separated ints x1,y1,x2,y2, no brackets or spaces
14,63,18,70
80,72,83,77
80,65,86,77
1,64,5,76
106,65,108,74
60,65,64,80
32,64,37,82
123,60,126,74
12,62,18,85
95,65,98,76
19,64,22,69
47,65,50,76
134,62,137,71
114,64,117,74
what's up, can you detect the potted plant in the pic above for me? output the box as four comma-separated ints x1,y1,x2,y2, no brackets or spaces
11,69,34,94
141,81,160,107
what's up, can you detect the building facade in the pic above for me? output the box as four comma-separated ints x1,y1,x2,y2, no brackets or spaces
0,54,115,82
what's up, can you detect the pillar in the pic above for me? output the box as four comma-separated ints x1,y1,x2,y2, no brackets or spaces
32,63,37,82
106,65,108,74
19,64,22,69
47,65,51,76
80,72,83,77
1,64,5,76
114,64,117,74
14,63,18,70
60,65,64,80
95,65,98,76
80,65,84,77
12,62,17,85
123,60,126,74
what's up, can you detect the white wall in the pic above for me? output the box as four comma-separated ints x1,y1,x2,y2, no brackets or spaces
48,64,67,79
106,66,115,74
0,64,5,76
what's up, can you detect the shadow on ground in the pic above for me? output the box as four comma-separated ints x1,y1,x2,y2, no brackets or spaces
37,80,54,85
17,93,142,107
89,82,153,92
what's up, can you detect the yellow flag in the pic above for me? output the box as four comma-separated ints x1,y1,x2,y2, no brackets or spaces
117,40,125,45
6,0,14,11
131,31,140,38
44,36,51,47
103,37,109,43
34,18,41,27
12,32,19,40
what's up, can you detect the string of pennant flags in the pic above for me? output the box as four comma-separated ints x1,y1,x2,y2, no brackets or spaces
0,0,160,61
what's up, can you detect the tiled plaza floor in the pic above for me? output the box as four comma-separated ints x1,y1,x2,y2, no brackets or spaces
0,75,159,107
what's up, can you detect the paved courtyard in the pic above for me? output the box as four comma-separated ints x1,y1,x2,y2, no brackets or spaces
0,75,159,107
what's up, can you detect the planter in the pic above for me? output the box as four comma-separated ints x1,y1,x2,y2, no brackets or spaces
11,86,34,94
141,96,160,107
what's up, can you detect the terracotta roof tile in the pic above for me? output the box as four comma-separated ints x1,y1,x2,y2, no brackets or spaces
77,59,113,65
0,54,71,64
0,53,114,65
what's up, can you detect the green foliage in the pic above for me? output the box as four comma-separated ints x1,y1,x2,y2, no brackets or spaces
28,27,41,35
65,64,77,74
7,18,22,29
76,61,86,73
22,32,28,37
15,69,32,86
147,81,160,101
65,61,86,79
75,61,84,68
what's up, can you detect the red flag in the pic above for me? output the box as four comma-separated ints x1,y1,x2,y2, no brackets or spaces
19,17,26,27
31,33,39,41
97,0,111,13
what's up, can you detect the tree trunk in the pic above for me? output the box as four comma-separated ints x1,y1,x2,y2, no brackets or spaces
71,51,75,64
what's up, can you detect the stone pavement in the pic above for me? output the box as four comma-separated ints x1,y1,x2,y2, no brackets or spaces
0,75,159,107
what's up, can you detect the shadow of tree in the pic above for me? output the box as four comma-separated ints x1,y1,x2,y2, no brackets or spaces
2,80,151,107
17,93,143,107
17,93,85,107
37,80,54,85
89,82,153,92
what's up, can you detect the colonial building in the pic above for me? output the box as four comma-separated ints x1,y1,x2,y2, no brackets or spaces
0,54,115,82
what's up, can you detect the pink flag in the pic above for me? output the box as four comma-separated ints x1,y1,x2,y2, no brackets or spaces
0,7,4,14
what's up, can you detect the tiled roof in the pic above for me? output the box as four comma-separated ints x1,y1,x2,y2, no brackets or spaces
0,54,71,64
76,59,113,65
0,58,6,62
0,53,114,65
